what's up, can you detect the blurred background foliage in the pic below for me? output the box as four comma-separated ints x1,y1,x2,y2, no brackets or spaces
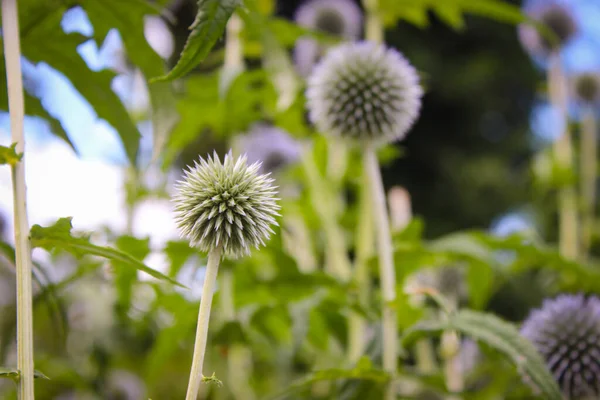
0,0,599,398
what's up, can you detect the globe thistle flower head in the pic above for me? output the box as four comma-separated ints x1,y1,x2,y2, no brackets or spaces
293,0,363,77
173,151,280,259
520,294,600,399
518,1,578,57
572,72,600,106
294,0,363,39
306,41,423,146
233,124,302,175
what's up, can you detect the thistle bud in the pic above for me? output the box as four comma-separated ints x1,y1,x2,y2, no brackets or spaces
518,2,578,57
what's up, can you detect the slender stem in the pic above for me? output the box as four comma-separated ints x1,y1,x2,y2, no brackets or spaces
185,247,223,400
348,166,374,363
301,148,351,281
580,106,597,258
363,0,384,43
326,138,348,184
548,54,578,259
2,0,35,398
365,147,397,400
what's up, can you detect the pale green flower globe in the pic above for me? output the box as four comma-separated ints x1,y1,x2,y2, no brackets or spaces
306,41,423,146
173,151,280,259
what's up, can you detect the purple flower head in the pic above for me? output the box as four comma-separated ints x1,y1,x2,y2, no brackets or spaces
572,71,600,107
521,294,600,399
306,41,423,146
518,0,578,58
293,0,363,77
234,124,302,175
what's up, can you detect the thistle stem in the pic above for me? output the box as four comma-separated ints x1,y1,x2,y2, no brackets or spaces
365,147,397,399
363,0,384,43
348,166,374,363
301,148,351,281
580,107,597,258
548,54,578,259
2,0,35,398
185,246,223,400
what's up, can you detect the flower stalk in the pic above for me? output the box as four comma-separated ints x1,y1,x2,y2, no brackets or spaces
2,0,35,397
548,54,579,259
365,147,398,400
580,106,597,258
185,246,223,400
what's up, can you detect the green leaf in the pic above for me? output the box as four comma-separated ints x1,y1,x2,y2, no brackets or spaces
0,368,49,381
30,218,185,288
268,357,389,400
152,0,243,82
164,240,197,277
114,235,151,312
80,0,179,160
0,143,22,166
0,367,19,381
213,321,249,346
18,8,141,163
402,310,563,400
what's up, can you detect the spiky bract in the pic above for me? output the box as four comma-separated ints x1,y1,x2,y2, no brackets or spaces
234,124,302,175
573,72,600,105
306,41,423,146
173,152,280,259
293,0,363,77
521,294,600,399
518,1,578,56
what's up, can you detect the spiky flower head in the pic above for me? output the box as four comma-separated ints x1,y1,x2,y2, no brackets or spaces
521,294,600,399
306,41,423,146
293,0,363,77
572,72,600,106
518,1,578,57
233,124,302,175
173,152,280,259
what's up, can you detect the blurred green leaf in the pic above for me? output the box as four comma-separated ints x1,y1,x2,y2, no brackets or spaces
268,357,389,400
80,0,179,160
114,235,151,312
30,218,185,288
164,240,198,278
213,321,249,346
402,310,562,400
0,143,22,166
18,9,141,163
152,0,242,82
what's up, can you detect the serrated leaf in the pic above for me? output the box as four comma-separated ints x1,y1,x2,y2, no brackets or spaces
0,143,22,166
152,0,243,82
402,310,563,400
18,8,141,163
114,235,151,312
30,218,185,288
80,0,179,160
164,240,197,277
433,4,466,30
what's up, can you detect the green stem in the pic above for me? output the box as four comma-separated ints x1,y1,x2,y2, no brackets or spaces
185,247,223,400
365,147,397,400
548,54,578,260
347,166,374,364
580,107,597,258
326,138,348,185
301,149,352,281
2,0,35,398
363,0,384,43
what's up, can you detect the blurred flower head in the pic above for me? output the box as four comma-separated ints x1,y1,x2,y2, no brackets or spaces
521,294,600,399
306,41,423,146
233,124,302,175
293,0,363,76
173,151,280,259
518,1,578,57
572,71,600,106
